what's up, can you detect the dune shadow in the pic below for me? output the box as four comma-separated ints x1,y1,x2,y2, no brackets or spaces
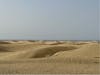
27,40,37,42
0,41,11,44
93,62,100,64
0,46,13,52
94,57,100,58
30,46,78,58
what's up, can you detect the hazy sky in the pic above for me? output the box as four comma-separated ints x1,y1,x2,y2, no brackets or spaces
0,0,99,40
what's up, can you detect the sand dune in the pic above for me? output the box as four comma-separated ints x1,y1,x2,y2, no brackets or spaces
0,40,99,74
53,43,99,58
0,45,78,59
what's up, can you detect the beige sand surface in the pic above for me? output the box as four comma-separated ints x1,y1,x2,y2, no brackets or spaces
0,40,99,74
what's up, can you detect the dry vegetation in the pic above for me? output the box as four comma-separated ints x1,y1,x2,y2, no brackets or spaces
0,40,99,74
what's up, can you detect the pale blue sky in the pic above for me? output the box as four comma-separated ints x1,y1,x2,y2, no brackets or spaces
0,0,99,40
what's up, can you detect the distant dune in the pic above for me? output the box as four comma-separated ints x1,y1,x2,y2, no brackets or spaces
0,40,99,74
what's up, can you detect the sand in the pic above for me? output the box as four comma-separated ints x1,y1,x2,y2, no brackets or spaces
0,40,99,74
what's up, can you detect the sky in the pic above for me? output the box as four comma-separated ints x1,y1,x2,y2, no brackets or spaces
0,0,99,40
